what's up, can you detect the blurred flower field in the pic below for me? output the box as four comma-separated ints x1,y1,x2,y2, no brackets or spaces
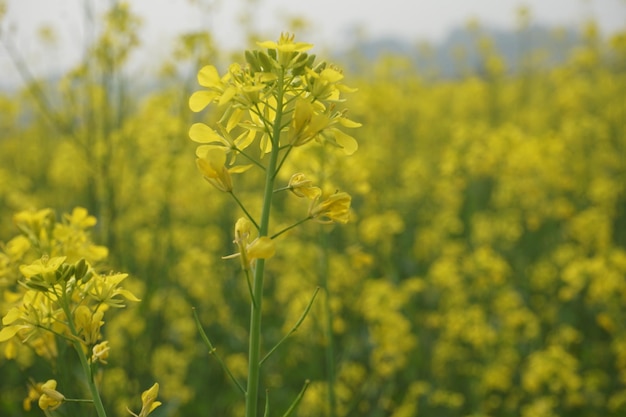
1,3,626,417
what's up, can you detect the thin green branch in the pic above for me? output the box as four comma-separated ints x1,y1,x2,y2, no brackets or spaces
274,145,295,179
281,380,310,417
270,217,312,240
260,287,320,366
234,146,266,170
192,307,246,396
229,191,260,231
263,390,270,417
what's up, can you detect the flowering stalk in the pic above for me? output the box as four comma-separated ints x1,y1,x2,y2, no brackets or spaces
0,208,155,417
188,33,359,416
245,67,285,417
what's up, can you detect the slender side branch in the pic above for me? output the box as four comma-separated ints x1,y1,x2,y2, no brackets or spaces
260,287,320,365
270,217,312,240
281,380,311,417
229,191,260,230
192,307,246,396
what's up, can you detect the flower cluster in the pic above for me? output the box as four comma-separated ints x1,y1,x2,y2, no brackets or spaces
0,207,157,415
188,33,360,416
189,33,359,263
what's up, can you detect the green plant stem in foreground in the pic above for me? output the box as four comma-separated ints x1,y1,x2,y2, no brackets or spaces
320,231,337,417
245,70,285,417
58,297,108,417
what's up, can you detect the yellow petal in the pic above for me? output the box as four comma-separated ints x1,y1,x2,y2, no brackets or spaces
320,68,344,83
197,65,221,87
233,129,256,150
228,164,253,174
2,307,21,325
218,86,237,106
0,325,21,342
257,40,279,49
339,118,362,128
247,237,275,260
189,90,219,112
189,123,225,144
333,129,358,155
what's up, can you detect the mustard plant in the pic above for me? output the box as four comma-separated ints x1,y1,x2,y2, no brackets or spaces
0,208,160,417
189,33,360,416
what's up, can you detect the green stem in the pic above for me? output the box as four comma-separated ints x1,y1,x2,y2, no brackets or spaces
245,68,285,417
320,230,337,417
58,300,107,417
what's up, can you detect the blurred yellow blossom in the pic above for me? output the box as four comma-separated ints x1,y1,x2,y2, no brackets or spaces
309,192,352,224
38,379,65,411
127,383,162,417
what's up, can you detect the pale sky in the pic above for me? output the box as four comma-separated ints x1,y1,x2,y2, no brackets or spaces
1,0,625,88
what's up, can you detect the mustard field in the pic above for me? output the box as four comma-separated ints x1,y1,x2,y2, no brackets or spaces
1,5,625,417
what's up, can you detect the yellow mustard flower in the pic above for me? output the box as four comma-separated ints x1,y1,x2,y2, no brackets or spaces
85,272,141,308
189,121,257,158
63,206,97,228
91,340,110,364
223,217,275,268
196,147,251,192
257,32,313,67
74,305,104,345
287,173,322,199
257,32,313,54
127,383,162,417
38,379,65,411
288,98,332,147
188,64,232,112
23,382,41,411
13,208,55,237
0,290,60,344
309,192,352,224
305,65,357,101
19,256,67,286
287,98,360,154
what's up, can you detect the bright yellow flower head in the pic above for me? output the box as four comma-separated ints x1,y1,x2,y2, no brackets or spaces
257,32,313,67
288,99,332,147
74,305,104,345
19,256,66,285
309,192,352,224
257,32,313,54
196,147,233,192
